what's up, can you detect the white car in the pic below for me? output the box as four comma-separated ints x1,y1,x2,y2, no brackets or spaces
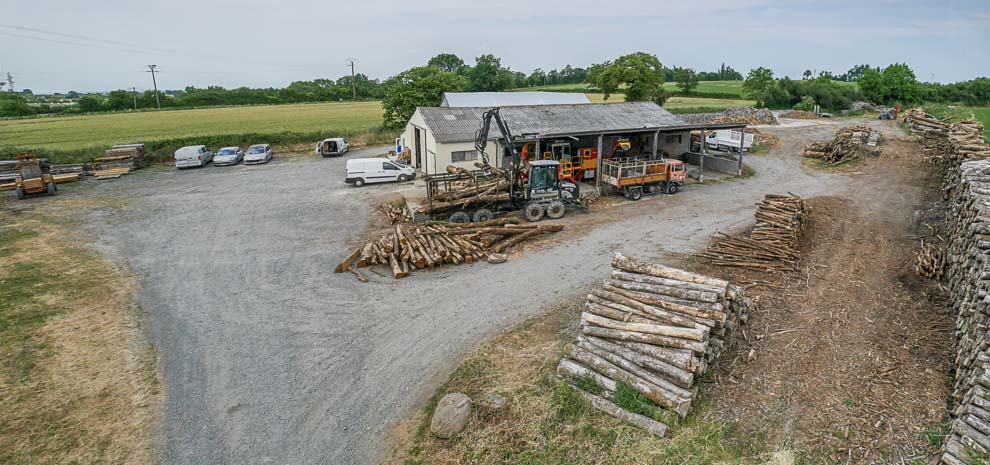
316,138,349,157
213,147,244,166
345,158,415,187
174,145,214,168
244,144,273,165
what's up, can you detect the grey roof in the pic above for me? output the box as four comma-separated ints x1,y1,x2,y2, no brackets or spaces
441,91,590,107
417,102,691,143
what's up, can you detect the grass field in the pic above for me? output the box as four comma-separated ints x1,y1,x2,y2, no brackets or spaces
585,93,754,112
0,101,384,152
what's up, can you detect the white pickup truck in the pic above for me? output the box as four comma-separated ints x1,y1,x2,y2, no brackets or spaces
706,130,755,152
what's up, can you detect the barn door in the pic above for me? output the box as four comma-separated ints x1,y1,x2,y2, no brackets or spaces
414,128,423,169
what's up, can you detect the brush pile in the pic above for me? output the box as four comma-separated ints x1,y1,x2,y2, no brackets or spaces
802,124,879,166
701,194,806,272
554,254,751,436
334,218,563,280
937,159,990,464
379,200,412,224
746,128,780,147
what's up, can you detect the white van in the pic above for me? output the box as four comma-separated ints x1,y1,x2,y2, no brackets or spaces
345,158,415,187
174,145,214,168
706,130,755,152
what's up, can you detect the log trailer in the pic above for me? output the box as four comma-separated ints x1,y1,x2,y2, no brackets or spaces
411,108,585,223
601,157,686,200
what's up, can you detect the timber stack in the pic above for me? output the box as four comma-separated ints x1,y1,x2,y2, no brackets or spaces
937,159,990,464
379,200,412,224
334,218,563,280
418,165,510,217
701,194,806,272
91,144,149,172
554,254,751,436
802,124,879,166
903,108,990,179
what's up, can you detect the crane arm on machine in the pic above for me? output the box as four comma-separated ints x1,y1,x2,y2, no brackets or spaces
475,107,520,176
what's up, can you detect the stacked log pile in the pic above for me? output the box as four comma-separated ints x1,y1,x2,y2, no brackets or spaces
701,194,806,272
679,107,778,126
91,144,149,171
903,108,990,173
915,241,946,280
334,219,563,280
937,159,990,464
555,254,751,435
419,168,510,217
802,124,879,166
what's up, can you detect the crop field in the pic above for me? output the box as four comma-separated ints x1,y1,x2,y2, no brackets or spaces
0,101,384,152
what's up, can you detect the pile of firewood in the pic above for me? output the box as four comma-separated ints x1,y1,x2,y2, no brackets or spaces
378,200,411,224
914,241,945,280
554,254,751,436
701,194,806,272
936,159,990,464
903,108,990,168
802,124,879,166
334,218,563,281
679,107,778,126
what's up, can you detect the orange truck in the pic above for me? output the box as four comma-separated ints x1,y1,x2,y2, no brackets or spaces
601,158,686,200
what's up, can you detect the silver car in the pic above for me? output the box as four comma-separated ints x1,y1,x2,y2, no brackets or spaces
214,146,244,166
244,144,273,165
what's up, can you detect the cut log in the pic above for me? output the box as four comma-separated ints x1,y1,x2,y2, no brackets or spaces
580,335,694,389
612,254,729,289
566,381,668,437
582,312,708,342
335,246,363,273
581,324,707,355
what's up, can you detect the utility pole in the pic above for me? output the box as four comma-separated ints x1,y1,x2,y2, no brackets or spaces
146,65,161,109
131,86,138,110
346,58,358,100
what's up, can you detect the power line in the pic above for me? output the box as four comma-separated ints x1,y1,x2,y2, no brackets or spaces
146,65,161,109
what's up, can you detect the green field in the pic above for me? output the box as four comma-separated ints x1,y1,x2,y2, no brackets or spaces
585,93,754,111
0,101,384,155
926,105,990,142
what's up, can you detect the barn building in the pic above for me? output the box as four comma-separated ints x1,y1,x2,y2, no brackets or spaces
400,100,748,188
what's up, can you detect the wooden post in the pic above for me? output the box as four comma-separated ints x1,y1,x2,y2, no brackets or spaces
596,134,604,194
737,126,745,176
652,131,659,160
699,128,706,183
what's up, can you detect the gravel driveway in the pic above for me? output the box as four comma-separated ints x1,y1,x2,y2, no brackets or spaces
76,122,864,464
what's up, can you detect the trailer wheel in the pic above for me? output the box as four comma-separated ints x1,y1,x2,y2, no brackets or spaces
666,183,679,195
449,211,471,224
15,186,25,200
546,201,565,220
472,209,493,223
628,187,643,201
524,203,544,222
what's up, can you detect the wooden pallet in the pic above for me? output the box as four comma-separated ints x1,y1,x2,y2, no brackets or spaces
91,168,131,178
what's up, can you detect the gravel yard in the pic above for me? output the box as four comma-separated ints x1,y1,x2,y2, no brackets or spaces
33,120,872,464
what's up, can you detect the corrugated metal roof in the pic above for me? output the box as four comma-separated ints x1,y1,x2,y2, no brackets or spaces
441,92,590,107
418,102,690,143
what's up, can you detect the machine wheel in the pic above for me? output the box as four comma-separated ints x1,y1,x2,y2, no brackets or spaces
472,208,493,223
354,178,365,187
523,203,545,222
666,183,679,195
15,186,25,200
47,182,57,196
449,211,471,224
546,201,565,220
397,174,409,183
628,187,643,201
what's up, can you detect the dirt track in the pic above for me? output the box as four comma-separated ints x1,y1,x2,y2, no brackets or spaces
26,120,885,464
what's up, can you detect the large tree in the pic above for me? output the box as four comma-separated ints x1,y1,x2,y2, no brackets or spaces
674,68,699,94
595,52,666,103
466,54,512,92
859,63,921,104
427,53,466,74
742,67,775,107
382,66,468,129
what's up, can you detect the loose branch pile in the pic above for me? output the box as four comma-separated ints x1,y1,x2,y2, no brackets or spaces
378,200,411,224
334,218,563,280
555,254,751,436
802,124,879,166
701,194,806,272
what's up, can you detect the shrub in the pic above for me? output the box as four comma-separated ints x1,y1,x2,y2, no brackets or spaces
794,95,815,111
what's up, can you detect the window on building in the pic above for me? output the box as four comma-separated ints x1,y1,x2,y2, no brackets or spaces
664,134,683,144
451,150,479,163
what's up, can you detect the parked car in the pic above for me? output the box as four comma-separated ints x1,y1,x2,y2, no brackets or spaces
174,145,214,168
345,158,415,187
316,138,349,157
213,146,244,166
244,144,273,165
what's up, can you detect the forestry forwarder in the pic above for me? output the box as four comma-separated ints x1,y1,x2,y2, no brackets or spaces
472,107,586,222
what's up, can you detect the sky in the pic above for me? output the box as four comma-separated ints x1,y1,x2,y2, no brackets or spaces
1,0,988,93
